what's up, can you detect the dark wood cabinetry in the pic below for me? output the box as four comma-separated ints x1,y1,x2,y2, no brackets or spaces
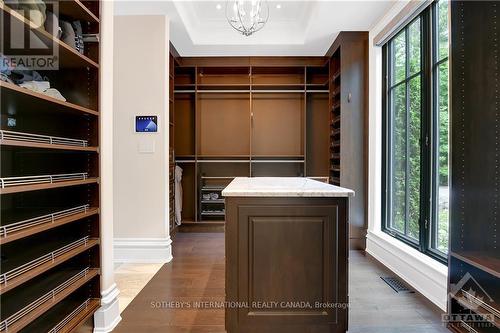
1,1,102,331
172,57,332,229
225,195,349,333
448,2,500,332
327,32,368,250
170,41,367,246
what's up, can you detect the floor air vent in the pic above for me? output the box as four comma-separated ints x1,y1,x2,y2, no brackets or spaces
380,276,414,293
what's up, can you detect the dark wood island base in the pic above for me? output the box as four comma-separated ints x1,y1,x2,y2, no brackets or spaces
223,178,353,333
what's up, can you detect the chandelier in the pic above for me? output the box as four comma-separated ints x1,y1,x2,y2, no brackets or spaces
226,0,269,37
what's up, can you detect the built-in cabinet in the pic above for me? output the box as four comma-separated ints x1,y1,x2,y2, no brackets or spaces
173,58,331,227
0,1,102,331
448,2,499,332
327,32,368,250
170,34,367,247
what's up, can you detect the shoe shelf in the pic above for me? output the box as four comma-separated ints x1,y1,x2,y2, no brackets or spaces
0,130,98,152
0,205,99,244
1,0,102,330
0,173,98,194
0,82,99,117
0,267,99,333
0,236,98,294
46,298,101,333
200,211,226,216
450,290,500,330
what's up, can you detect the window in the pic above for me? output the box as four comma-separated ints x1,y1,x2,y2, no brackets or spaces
382,1,449,263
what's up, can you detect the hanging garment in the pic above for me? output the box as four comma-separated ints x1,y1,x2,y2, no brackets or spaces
174,165,183,226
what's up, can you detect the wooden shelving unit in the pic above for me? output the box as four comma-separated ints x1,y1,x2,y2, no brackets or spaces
169,47,176,235
325,32,368,250
1,1,102,331
329,51,341,186
448,3,499,332
173,58,331,227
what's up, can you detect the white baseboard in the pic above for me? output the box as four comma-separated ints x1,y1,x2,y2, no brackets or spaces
366,230,448,311
94,283,121,333
114,237,173,263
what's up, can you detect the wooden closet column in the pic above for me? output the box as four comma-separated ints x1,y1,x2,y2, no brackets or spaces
0,0,103,330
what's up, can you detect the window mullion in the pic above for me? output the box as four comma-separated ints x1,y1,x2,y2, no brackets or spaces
404,27,410,237
420,4,433,253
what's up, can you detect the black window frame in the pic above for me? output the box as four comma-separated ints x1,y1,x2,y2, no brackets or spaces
382,1,449,265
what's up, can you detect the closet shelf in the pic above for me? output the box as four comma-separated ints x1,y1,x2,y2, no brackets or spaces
450,251,500,278
198,89,250,93
197,159,250,163
0,205,99,245
0,174,98,195
331,129,340,137
331,116,341,125
201,186,226,191
58,0,100,24
47,298,100,333
0,130,97,152
450,294,500,329
252,89,305,93
201,199,225,204
252,160,305,163
306,89,329,93
201,211,225,216
0,81,99,116
332,71,341,81
0,267,99,333
0,3,99,68
0,237,99,294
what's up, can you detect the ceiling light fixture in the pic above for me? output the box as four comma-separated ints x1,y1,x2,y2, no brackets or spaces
216,4,222,10
276,4,281,9
226,0,269,37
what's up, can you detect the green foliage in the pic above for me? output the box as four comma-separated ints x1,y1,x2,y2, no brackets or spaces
388,0,450,253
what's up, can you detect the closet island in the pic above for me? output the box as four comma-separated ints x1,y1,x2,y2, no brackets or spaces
222,177,353,333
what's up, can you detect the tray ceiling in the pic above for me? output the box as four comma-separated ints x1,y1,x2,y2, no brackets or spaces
115,0,395,56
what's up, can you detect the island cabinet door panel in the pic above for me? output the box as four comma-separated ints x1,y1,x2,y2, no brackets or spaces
225,197,348,333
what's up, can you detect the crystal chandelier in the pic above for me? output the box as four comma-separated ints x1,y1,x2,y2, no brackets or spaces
226,0,269,37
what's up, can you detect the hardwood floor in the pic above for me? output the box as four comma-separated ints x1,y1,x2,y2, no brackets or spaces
114,232,449,333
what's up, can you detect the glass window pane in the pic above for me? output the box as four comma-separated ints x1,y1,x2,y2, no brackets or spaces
409,19,421,75
391,31,406,85
390,83,406,233
436,61,449,253
437,0,449,60
408,75,421,240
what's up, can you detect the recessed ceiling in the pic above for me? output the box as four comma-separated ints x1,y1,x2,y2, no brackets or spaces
114,0,396,56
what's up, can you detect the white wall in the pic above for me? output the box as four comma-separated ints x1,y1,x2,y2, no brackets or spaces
113,15,172,263
366,1,448,311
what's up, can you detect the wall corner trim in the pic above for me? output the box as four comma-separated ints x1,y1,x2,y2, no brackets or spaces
94,283,122,333
366,230,448,311
114,237,173,263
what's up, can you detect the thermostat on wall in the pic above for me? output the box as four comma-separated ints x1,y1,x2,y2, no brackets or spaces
135,116,158,132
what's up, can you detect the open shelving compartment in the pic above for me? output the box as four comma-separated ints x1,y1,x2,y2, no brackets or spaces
447,3,500,332
0,0,102,331
329,51,341,186
172,59,332,227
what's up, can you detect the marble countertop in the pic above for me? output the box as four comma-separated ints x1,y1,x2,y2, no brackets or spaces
222,177,355,197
